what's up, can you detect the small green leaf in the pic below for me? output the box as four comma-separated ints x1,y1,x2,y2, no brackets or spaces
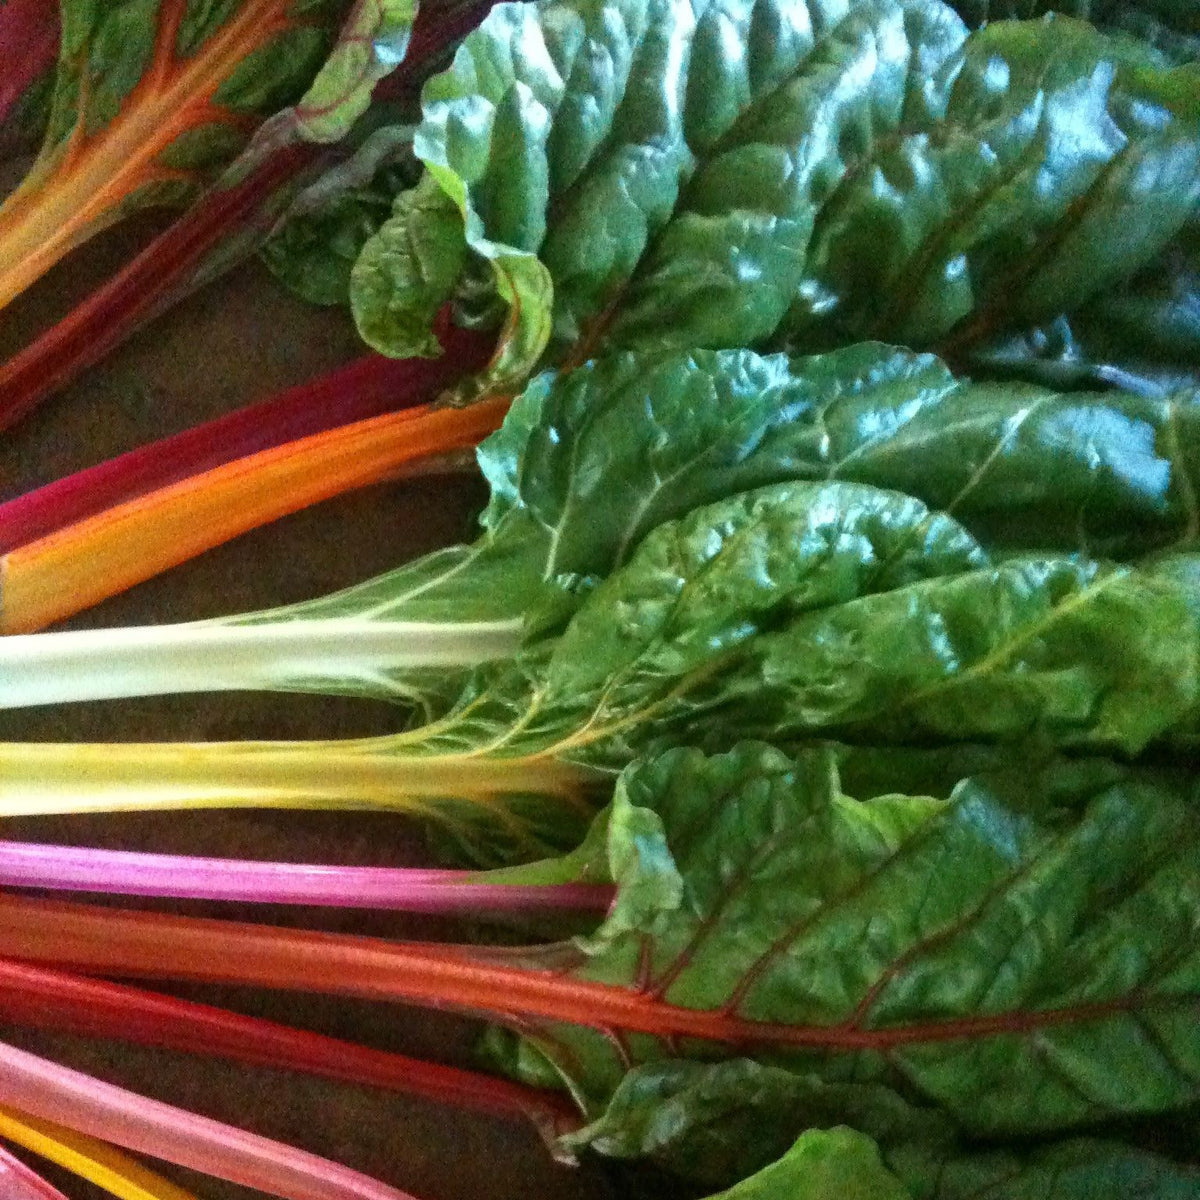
350,172,469,353
704,1128,912,1200
292,0,419,142
262,126,415,307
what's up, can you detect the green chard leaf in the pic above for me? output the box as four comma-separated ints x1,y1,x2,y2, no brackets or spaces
189,0,428,297
352,0,1200,395
952,0,1200,63
0,0,344,296
348,169,469,347
287,0,418,144
498,744,1200,1143
701,1128,912,1199
261,124,418,307
970,216,1200,395
694,553,1200,756
895,1137,1200,1199
572,1057,1200,1199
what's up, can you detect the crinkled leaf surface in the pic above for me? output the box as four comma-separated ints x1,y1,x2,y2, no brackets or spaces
700,554,1200,755
570,1056,1200,1198
384,474,988,760
970,216,1200,395
261,124,416,305
169,0,428,296
348,170,469,345
489,743,1200,1145
288,0,419,143
894,1137,1200,1200
354,0,1200,392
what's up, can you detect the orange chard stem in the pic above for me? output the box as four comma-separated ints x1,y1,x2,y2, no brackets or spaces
0,395,511,634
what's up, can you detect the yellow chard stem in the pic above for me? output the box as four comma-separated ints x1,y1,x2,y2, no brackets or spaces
0,1106,200,1200
0,736,596,820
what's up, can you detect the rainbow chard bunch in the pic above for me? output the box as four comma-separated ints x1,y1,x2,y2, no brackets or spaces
0,742,1193,1197
0,334,1199,1193
0,0,1198,1196
3,344,1200,851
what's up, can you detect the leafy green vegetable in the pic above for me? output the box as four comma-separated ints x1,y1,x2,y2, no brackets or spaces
701,1128,911,1199
260,125,418,306
952,0,1200,63
286,0,419,144
3,740,1195,1194
5,342,1198,711
0,0,454,434
4,510,1196,850
349,170,469,351
353,0,1200,397
698,553,1200,756
970,217,1200,395
577,1058,1200,1199
896,1137,1200,1200
0,472,991,863
496,742,1200,1144
55,740,1188,1171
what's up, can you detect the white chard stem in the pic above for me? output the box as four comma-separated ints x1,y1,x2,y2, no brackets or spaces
0,617,524,708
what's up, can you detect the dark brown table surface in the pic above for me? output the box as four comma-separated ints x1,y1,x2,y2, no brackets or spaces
0,211,692,1200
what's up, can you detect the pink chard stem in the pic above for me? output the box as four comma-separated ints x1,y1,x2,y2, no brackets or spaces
0,1143,70,1200
0,839,614,913
0,1037,424,1200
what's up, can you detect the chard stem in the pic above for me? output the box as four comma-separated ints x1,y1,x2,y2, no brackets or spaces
0,1106,199,1200
0,0,294,311
0,894,1164,1054
0,841,613,912
0,1038,422,1200
0,142,318,431
0,616,523,708
0,736,594,818
0,1142,70,1200
0,0,498,428
0,397,510,634
0,960,580,1132
0,326,491,552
